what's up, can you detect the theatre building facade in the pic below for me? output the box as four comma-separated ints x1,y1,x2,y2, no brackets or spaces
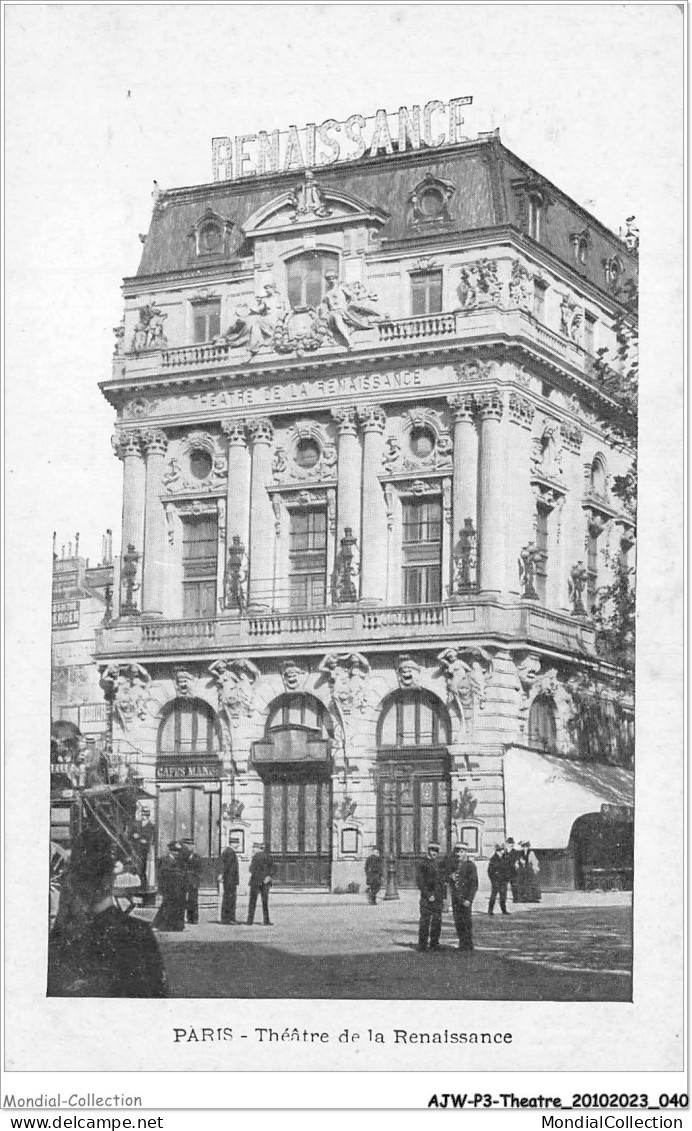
95,129,636,891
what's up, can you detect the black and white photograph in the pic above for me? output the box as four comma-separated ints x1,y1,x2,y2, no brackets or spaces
4,0,684,1101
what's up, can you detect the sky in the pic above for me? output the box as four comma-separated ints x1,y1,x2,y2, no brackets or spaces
5,2,682,565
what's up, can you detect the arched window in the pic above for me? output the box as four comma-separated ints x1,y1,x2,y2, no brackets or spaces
157,698,222,756
286,251,339,309
590,456,607,497
528,694,557,752
377,689,451,749
265,693,333,737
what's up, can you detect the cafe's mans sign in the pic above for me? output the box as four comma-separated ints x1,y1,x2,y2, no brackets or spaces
212,97,473,182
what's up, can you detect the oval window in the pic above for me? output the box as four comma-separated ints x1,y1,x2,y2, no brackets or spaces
295,438,321,468
189,449,213,480
409,426,436,459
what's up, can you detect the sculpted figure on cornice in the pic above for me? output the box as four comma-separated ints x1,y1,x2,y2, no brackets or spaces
437,646,494,733
208,658,260,730
457,259,503,310
559,293,583,343
508,261,533,310
318,274,384,349
318,652,370,715
289,170,332,221
113,318,125,356
131,303,168,353
100,662,152,730
216,282,289,357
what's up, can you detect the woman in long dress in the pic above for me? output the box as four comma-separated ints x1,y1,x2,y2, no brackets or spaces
519,841,542,903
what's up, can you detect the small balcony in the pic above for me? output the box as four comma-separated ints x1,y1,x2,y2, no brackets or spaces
94,600,595,661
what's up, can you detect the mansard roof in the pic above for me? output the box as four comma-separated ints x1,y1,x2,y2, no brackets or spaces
133,133,636,301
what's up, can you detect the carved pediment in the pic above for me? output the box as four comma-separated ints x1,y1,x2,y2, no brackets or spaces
243,180,388,237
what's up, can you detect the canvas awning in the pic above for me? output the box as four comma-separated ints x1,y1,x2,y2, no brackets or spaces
503,747,634,850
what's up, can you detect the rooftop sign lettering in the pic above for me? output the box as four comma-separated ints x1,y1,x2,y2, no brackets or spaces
212,98,473,182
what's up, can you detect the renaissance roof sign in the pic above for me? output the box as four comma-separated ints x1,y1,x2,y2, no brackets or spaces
212,97,473,182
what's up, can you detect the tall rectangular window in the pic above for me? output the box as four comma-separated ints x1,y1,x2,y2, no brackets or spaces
584,312,597,356
533,280,547,321
192,300,221,343
410,271,443,316
402,499,442,605
535,505,549,605
289,509,327,609
182,515,218,618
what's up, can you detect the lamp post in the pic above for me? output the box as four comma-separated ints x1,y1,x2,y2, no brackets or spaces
383,786,399,901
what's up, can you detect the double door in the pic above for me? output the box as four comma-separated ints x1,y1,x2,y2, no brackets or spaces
157,785,221,886
377,772,450,888
264,775,332,887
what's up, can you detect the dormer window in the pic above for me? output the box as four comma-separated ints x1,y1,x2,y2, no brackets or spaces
604,255,624,289
189,207,233,259
571,229,591,266
528,192,544,241
408,173,455,225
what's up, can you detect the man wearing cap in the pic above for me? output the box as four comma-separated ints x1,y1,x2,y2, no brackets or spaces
364,846,383,904
48,826,167,997
180,839,203,925
246,843,274,926
415,842,446,952
153,842,187,931
449,844,479,951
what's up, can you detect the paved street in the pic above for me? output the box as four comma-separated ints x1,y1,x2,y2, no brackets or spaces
138,890,632,1001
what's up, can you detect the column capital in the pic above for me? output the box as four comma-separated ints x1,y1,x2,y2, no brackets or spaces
247,418,274,445
508,392,535,429
221,418,248,447
475,390,504,421
331,405,359,436
447,393,476,423
357,404,386,434
140,428,168,457
112,429,142,460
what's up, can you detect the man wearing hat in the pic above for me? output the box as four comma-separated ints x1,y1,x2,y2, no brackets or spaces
487,843,512,915
246,843,274,926
505,837,521,903
48,826,167,997
219,839,240,924
449,844,479,951
415,842,446,952
180,839,203,925
130,807,155,896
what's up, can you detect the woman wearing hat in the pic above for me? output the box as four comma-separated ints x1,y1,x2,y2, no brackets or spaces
152,841,187,932
517,841,542,903
47,827,167,997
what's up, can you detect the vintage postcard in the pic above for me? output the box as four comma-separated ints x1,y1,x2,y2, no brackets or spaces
2,0,685,1108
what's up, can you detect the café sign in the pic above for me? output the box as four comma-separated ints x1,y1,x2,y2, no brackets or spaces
212,97,473,182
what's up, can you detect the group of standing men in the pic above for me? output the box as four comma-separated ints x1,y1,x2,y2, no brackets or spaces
416,842,479,952
152,840,202,932
219,843,275,926
487,838,541,914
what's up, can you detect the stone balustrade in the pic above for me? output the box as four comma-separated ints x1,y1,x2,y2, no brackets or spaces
94,600,595,659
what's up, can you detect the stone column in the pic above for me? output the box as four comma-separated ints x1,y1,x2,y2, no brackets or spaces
476,390,506,596
331,406,361,597
447,394,479,594
141,429,169,617
358,404,387,604
247,418,275,610
114,429,146,611
221,418,251,557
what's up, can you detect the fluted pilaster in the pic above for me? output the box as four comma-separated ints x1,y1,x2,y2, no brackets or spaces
140,429,169,616
331,406,361,596
247,418,275,609
447,394,478,592
221,418,250,574
358,405,387,604
113,430,146,614
476,391,505,595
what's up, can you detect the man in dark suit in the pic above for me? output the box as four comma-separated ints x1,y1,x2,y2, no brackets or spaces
449,844,479,950
180,840,202,925
130,807,155,895
505,837,521,903
415,842,446,952
487,843,511,915
219,842,240,924
364,847,383,904
246,843,274,926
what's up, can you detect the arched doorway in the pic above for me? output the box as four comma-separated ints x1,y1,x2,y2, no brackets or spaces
569,810,634,891
252,694,334,888
376,689,452,887
156,698,223,884
528,693,558,752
